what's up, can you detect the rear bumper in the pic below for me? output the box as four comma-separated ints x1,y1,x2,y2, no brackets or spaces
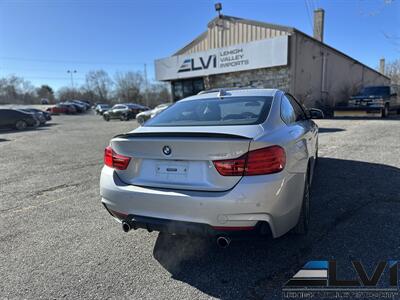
334,106,383,111
334,106,383,117
103,206,272,238
100,166,305,238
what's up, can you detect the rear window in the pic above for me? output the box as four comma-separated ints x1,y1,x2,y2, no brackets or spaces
145,96,273,127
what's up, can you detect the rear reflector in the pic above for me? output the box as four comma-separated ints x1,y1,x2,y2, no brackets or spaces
212,226,255,231
104,146,131,170
213,145,286,176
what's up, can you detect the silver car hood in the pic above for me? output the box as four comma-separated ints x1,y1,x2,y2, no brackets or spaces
129,124,264,139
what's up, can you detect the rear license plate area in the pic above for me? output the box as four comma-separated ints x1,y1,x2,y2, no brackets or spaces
156,162,189,179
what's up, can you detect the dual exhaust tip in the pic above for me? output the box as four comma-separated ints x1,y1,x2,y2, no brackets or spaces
122,221,149,233
122,221,133,232
216,236,231,248
122,221,231,248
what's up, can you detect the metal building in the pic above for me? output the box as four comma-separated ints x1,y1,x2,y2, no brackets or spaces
155,9,390,108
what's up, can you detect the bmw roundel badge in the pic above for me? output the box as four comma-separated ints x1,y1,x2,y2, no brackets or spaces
162,145,172,156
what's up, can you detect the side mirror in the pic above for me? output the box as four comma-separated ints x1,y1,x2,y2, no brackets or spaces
308,108,324,119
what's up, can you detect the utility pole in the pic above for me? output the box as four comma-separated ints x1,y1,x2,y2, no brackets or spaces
144,63,148,107
67,70,77,88
144,63,148,89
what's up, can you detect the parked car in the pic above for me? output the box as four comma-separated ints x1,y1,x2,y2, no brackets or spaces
19,108,47,125
0,109,40,130
65,101,86,113
100,88,323,247
136,103,172,125
103,104,139,121
41,110,52,121
22,108,51,122
123,103,148,118
46,103,77,115
95,104,111,115
73,100,91,110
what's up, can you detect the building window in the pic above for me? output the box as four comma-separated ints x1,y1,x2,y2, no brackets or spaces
172,78,204,101
172,82,183,100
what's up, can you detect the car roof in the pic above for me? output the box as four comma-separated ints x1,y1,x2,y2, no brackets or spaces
180,88,280,102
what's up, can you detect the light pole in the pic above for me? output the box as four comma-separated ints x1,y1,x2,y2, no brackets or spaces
67,70,77,88
215,3,222,17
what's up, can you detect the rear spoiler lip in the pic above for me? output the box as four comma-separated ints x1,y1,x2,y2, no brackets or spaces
113,132,252,140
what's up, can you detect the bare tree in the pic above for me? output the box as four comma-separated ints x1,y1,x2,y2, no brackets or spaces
144,83,171,107
57,87,81,102
114,71,144,104
385,59,400,86
85,70,113,102
0,75,37,104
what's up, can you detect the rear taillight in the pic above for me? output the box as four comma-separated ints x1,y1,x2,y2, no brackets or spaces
213,155,247,176
213,145,286,176
104,146,131,170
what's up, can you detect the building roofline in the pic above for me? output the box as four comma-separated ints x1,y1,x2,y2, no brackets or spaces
172,15,389,81
207,15,294,32
292,29,390,80
174,31,208,56
174,14,294,56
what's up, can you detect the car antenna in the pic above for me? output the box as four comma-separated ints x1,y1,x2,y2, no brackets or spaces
217,89,227,99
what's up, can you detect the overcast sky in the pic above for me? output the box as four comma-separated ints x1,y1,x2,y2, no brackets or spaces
0,0,399,90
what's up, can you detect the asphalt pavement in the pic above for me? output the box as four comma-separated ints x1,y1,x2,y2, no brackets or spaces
0,113,399,299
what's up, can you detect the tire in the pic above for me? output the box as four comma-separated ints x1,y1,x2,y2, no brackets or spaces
33,119,40,128
382,104,389,118
293,173,310,235
15,120,27,130
103,115,110,122
137,116,144,125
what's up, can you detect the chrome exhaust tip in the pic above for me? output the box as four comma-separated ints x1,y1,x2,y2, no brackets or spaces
216,236,231,248
122,221,131,233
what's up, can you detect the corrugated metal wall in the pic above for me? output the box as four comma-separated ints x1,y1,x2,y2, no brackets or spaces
179,19,289,55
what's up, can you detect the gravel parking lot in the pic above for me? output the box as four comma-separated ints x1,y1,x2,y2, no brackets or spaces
1,113,399,299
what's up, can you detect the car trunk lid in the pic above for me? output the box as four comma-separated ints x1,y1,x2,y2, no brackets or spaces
110,126,262,191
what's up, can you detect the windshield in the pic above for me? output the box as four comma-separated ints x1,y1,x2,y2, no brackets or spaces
145,96,273,127
359,86,390,96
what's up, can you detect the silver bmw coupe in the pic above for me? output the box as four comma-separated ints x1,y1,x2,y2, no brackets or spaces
100,88,322,246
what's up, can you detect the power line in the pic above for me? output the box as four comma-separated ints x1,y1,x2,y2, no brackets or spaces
304,0,313,32
21,76,85,80
311,0,318,11
0,56,150,66
0,67,75,73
